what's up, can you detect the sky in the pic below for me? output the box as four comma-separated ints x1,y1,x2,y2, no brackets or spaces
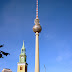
0,0,72,72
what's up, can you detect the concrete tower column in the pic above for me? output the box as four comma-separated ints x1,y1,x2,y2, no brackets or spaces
35,32,39,72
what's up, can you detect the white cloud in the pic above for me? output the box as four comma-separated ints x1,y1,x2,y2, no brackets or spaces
56,50,72,62
43,33,56,40
56,56,63,62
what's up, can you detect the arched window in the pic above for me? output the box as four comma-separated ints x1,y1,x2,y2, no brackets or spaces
22,49,24,53
20,66,23,70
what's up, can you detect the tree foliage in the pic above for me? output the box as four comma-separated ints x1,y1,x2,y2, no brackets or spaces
0,44,10,58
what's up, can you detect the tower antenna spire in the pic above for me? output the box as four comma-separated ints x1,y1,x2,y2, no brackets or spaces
36,0,38,19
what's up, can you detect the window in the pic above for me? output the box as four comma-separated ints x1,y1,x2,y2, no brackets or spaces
20,66,23,70
22,49,24,53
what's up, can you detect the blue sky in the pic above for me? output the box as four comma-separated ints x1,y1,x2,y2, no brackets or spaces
0,0,72,72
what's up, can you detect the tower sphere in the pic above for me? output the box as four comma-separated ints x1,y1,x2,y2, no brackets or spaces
33,19,42,33
33,24,42,33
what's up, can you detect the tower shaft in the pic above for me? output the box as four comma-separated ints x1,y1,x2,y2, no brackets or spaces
35,32,39,72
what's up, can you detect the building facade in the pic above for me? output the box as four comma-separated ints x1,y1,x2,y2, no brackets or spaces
2,68,12,72
17,41,28,72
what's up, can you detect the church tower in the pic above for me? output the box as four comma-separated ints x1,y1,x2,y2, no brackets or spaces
17,41,28,72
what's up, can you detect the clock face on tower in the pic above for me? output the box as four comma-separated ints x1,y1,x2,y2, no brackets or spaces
21,57,23,59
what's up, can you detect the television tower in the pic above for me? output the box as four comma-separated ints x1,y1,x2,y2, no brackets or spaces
33,0,42,72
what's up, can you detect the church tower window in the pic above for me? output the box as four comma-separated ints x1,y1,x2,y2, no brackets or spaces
22,49,24,53
20,66,23,70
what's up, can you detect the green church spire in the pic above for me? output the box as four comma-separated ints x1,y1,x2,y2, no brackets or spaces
22,40,25,49
19,41,27,63
21,40,26,55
